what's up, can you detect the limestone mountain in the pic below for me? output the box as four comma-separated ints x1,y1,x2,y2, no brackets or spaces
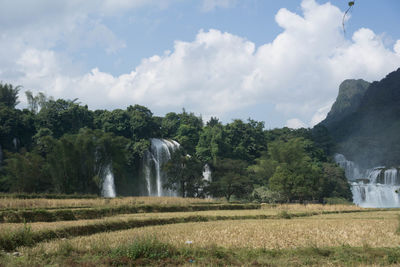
318,68,400,168
321,79,370,129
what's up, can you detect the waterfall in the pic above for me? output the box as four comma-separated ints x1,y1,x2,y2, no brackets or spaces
143,138,180,197
383,168,398,185
202,164,212,182
334,154,400,208
333,154,362,180
102,165,116,198
202,164,212,198
12,138,18,150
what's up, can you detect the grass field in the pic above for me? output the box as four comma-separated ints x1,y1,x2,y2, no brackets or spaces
0,197,399,266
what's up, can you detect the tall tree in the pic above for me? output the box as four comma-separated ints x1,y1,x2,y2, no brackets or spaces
0,83,20,108
163,149,204,197
209,158,252,201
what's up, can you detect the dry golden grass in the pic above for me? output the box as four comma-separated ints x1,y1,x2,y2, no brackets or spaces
262,203,367,212
0,209,281,233
0,196,214,210
19,210,400,255
0,204,371,233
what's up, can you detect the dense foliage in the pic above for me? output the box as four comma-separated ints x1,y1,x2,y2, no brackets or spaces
0,82,352,202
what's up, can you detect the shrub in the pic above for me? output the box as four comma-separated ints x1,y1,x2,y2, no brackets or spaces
252,186,286,203
0,223,33,251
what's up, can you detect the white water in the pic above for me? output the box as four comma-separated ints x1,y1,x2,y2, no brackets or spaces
202,164,212,198
334,154,400,208
102,165,116,198
334,154,362,180
202,164,212,182
12,138,17,150
144,138,180,196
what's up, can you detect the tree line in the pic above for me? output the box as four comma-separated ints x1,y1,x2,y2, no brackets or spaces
0,82,351,202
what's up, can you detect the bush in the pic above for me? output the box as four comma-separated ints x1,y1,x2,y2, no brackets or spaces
252,186,286,204
0,223,34,251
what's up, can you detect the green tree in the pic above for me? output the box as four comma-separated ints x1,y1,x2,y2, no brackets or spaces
47,129,128,194
224,119,266,162
163,149,204,197
321,163,352,200
96,109,131,138
175,109,203,155
196,120,229,164
209,158,252,201
267,138,324,202
36,99,94,138
127,104,158,141
0,107,35,151
25,90,50,114
3,151,52,193
247,153,278,185
160,112,181,138
0,83,20,108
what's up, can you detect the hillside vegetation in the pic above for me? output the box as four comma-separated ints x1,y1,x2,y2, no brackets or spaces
0,82,351,202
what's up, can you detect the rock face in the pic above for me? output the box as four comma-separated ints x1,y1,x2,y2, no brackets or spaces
318,68,400,168
320,79,370,129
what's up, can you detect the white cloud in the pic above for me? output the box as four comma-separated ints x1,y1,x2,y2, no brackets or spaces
394,40,400,55
3,0,400,126
201,0,237,12
310,102,334,126
286,118,307,129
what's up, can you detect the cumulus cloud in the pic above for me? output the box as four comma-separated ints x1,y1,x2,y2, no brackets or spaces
2,0,400,126
310,102,334,127
286,118,307,129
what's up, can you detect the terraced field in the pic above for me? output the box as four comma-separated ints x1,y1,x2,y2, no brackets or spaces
0,196,399,266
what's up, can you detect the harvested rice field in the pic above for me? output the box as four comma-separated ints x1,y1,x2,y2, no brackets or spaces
0,197,399,266
0,196,214,210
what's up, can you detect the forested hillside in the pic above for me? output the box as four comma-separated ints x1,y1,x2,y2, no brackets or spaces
0,83,351,202
319,68,400,168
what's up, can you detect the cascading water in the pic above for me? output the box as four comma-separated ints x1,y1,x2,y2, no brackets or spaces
334,154,400,208
334,154,362,180
201,164,212,198
202,164,212,182
12,138,18,150
102,165,116,198
143,138,180,196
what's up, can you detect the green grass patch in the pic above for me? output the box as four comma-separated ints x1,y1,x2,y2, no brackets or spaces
3,237,400,266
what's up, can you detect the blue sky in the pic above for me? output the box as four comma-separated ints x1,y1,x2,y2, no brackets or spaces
1,0,400,128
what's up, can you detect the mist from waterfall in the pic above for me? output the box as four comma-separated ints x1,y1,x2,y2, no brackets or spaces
143,138,180,197
102,165,116,198
334,154,400,208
